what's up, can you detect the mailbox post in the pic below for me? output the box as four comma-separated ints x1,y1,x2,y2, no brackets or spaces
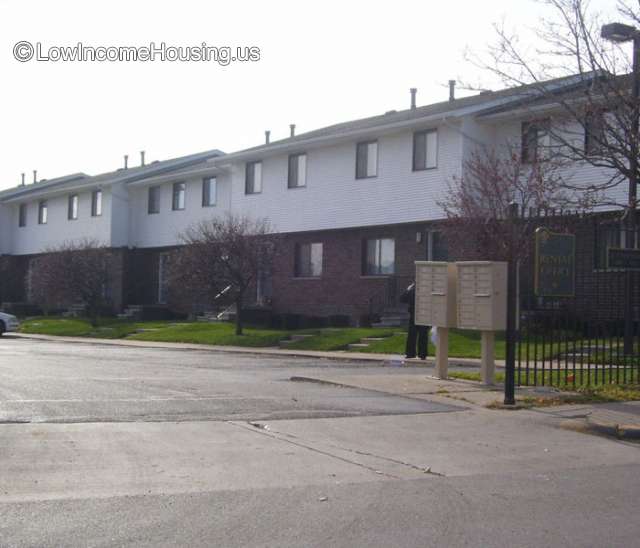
415,261,457,379
456,262,508,385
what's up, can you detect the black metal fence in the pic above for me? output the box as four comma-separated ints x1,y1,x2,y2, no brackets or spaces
516,219,640,387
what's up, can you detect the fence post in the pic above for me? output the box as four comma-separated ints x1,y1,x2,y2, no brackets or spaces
504,202,519,406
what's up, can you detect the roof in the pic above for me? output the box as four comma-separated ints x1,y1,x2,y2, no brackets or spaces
221,73,606,160
0,149,224,202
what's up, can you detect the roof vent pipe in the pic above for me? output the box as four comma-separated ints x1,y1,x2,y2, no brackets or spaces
124,155,129,170
140,150,145,167
290,124,296,137
33,170,37,184
265,130,271,144
410,88,417,110
449,80,456,102
21,173,25,186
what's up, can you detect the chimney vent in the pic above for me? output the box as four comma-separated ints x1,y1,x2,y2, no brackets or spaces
21,173,25,186
265,130,271,144
410,88,417,110
124,155,129,170
449,80,456,102
33,170,37,184
290,124,296,137
140,150,145,167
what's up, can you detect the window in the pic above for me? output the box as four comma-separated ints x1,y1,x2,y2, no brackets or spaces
148,186,160,214
18,204,27,227
68,194,79,220
413,130,438,170
91,189,103,217
427,231,449,261
521,119,550,163
594,222,639,270
245,161,262,194
585,111,606,155
288,153,307,188
295,242,323,277
38,201,48,225
172,182,186,211
356,141,378,179
363,238,395,275
202,177,217,207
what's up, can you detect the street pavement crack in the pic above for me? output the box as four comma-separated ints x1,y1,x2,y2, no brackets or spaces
229,420,403,479
231,420,445,478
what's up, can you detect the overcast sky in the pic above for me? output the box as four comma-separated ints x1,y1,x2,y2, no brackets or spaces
0,0,621,190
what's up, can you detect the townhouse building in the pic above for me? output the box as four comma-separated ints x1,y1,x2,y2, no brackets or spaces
0,75,630,324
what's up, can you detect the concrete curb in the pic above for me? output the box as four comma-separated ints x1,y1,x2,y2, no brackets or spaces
585,417,640,440
8,332,491,368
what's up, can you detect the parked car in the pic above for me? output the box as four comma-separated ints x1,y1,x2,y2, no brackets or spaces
0,312,20,336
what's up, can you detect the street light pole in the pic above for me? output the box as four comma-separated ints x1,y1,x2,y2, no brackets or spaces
601,22,639,355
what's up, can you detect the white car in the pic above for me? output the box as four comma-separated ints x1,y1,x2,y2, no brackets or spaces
0,312,20,336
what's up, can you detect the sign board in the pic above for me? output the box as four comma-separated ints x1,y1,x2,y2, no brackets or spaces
534,228,575,297
607,247,640,270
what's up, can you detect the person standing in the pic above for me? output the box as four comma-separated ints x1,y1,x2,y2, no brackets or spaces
400,282,429,360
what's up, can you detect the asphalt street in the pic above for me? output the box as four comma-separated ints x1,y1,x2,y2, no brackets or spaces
1,336,639,548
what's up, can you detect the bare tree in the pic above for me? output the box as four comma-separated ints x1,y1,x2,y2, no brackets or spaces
175,214,281,335
465,0,640,212
29,239,114,326
439,147,572,262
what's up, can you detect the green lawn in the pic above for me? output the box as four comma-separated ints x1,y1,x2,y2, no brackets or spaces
357,329,507,359
129,322,290,347
19,317,175,339
283,328,396,351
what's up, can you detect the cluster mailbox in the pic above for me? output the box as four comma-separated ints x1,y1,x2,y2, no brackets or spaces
414,261,457,328
456,261,508,331
414,260,508,383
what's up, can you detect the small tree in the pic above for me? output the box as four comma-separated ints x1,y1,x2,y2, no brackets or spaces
176,214,281,335
439,147,571,262
466,0,640,213
29,239,114,326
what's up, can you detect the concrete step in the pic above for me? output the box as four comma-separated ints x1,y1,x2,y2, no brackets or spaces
348,343,370,349
361,337,387,343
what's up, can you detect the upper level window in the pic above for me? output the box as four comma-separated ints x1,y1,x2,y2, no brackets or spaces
91,189,103,217
413,129,438,170
288,153,307,188
294,242,323,277
427,231,449,261
521,119,550,163
202,177,217,207
245,161,262,194
585,111,606,156
356,141,378,179
172,182,186,211
38,201,48,225
363,238,395,275
68,194,79,220
18,204,27,227
148,186,160,214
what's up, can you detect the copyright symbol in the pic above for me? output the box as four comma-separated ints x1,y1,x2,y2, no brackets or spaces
13,41,34,62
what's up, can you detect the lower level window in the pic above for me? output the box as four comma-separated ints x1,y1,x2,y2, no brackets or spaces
295,242,323,277
364,238,395,275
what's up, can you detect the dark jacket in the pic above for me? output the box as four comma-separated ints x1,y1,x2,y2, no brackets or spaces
400,283,416,313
